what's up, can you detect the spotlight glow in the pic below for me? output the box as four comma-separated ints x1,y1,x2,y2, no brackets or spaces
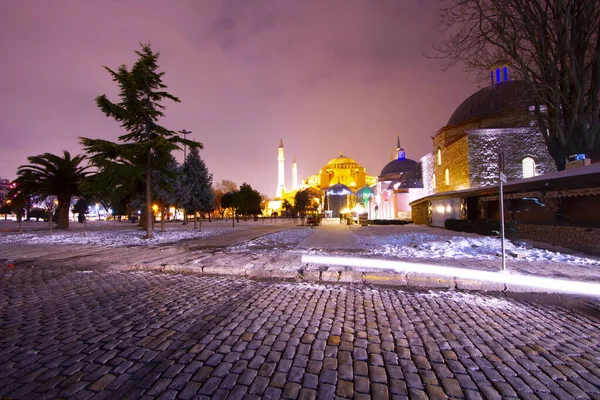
301,255,600,297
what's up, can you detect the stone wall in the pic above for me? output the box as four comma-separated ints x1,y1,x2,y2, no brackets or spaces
433,136,470,193
429,111,556,194
517,223,600,255
468,128,555,187
411,201,429,225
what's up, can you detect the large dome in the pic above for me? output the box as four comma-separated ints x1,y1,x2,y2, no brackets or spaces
447,80,531,127
379,158,418,177
324,154,362,170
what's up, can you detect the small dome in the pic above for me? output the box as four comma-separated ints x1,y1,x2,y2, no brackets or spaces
447,80,531,127
326,184,353,195
379,158,418,177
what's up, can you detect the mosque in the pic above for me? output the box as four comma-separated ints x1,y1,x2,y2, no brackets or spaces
266,136,427,219
266,137,378,218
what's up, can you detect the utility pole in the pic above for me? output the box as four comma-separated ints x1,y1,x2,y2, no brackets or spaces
179,129,192,161
498,151,507,272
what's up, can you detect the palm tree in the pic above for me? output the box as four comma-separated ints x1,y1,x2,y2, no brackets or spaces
12,151,91,229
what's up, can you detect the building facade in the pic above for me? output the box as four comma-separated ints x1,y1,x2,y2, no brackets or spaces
421,64,555,196
369,137,426,220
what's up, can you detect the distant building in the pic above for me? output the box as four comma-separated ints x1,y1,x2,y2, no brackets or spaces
370,137,426,220
266,138,376,217
0,178,10,204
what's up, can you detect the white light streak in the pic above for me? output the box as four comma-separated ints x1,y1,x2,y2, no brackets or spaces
301,255,600,297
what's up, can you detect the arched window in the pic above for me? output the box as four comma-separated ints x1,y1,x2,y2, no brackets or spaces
444,168,450,185
522,157,536,178
437,148,442,165
432,174,436,189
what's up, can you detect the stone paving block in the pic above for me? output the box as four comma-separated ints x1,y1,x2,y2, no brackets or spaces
4,264,600,400
362,273,408,286
455,279,505,292
406,274,455,289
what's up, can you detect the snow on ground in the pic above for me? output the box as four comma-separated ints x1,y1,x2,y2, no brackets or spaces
231,228,314,252
416,290,530,312
0,226,233,247
1,220,598,269
358,227,600,267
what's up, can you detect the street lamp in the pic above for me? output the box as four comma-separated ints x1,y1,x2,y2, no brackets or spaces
179,129,192,161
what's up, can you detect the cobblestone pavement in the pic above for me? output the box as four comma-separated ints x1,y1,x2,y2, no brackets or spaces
2,265,600,399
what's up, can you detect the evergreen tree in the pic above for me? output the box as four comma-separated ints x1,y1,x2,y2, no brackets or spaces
151,154,180,231
182,147,214,230
80,43,201,239
233,183,262,220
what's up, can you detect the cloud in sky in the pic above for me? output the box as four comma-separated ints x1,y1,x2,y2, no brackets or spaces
0,0,478,197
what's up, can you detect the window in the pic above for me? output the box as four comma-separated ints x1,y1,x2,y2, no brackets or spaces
445,168,450,185
432,174,436,189
437,148,442,165
522,157,536,178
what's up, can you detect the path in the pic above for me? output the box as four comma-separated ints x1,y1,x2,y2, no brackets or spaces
1,266,600,399
299,218,365,251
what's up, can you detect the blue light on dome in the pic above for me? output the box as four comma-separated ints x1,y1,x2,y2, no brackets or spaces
397,150,406,160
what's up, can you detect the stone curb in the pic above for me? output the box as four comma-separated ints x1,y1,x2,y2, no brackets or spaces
119,263,571,295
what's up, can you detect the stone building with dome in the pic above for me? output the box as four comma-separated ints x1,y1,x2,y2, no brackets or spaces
422,63,555,197
369,137,426,220
416,63,556,225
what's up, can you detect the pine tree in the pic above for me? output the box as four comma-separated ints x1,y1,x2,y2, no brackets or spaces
80,43,201,239
182,147,214,230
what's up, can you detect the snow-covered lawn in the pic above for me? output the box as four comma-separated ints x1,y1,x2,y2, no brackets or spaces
355,225,600,267
0,220,235,247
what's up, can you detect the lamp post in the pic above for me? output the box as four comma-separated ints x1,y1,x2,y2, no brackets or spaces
179,129,192,161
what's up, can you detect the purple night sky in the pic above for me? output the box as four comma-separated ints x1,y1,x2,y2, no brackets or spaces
0,0,478,197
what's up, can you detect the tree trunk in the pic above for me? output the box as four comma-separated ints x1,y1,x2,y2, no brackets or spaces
56,195,71,229
160,203,165,232
193,212,197,229
145,157,153,239
199,213,202,232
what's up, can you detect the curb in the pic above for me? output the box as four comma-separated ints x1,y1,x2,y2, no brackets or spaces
119,263,579,296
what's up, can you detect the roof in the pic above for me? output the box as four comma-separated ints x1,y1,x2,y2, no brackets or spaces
410,162,600,205
326,184,353,195
379,158,418,177
447,80,531,127
324,153,362,170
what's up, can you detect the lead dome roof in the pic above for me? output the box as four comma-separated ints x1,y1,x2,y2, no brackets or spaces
447,80,531,127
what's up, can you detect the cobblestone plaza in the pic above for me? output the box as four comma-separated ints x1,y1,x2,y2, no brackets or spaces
1,221,600,399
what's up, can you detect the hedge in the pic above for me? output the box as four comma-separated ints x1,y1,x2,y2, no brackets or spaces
368,219,413,225
444,218,518,240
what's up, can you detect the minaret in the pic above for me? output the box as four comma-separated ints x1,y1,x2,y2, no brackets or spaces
276,137,285,198
292,155,298,191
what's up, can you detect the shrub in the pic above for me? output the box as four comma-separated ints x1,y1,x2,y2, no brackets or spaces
444,218,519,240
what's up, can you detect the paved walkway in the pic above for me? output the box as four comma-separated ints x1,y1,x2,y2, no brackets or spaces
1,267,600,399
299,219,365,251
